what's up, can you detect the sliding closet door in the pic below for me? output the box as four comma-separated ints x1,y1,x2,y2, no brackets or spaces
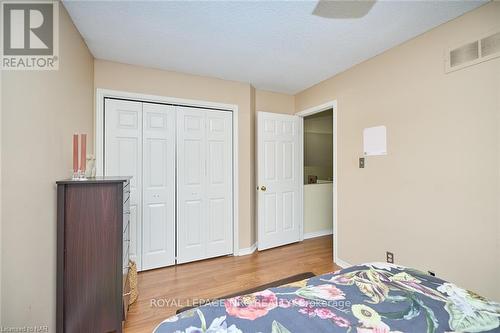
142,103,176,270
105,99,143,269
177,107,233,264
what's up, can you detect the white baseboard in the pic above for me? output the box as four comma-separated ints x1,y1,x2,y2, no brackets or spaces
236,243,257,256
303,229,333,240
235,236,351,270
334,257,352,269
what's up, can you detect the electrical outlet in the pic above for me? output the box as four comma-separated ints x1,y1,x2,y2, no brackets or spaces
386,251,394,263
428,271,436,277
359,157,365,168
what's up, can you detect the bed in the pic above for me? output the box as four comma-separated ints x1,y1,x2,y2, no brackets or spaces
154,263,500,333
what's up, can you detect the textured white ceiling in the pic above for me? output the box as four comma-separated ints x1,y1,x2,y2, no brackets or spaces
63,1,485,94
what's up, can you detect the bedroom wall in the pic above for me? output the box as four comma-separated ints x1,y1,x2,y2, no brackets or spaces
304,112,334,234
295,2,500,300
1,5,94,330
0,63,3,327
255,89,295,114
304,184,333,234
94,60,257,250
250,86,257,248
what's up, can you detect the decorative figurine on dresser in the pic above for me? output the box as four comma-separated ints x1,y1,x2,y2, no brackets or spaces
56,176,131,333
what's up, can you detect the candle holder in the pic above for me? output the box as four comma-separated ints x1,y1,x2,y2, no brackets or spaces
71,133,88,180
78,169,87,180
71,170,87,181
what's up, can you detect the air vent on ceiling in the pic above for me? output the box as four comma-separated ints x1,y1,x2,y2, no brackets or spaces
445,29,500,73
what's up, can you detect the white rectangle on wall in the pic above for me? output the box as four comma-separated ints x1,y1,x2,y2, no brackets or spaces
363,126,387,156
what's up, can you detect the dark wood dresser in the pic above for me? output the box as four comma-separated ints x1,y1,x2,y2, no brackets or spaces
56,177,131,333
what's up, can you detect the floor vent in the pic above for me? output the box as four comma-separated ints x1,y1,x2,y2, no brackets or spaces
445,30,500,73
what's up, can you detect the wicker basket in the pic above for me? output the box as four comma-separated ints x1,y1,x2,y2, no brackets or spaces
128,260,138,305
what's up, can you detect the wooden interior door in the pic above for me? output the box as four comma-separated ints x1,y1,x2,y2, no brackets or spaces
257,112,302,250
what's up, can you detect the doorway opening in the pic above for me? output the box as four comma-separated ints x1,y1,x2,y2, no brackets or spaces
303,109,333,238
296,101,338,265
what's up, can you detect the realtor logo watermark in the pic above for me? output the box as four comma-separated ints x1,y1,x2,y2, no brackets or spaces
1,1,59,70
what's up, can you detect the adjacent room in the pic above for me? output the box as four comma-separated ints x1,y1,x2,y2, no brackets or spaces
1,1,500,333
303,109,334,239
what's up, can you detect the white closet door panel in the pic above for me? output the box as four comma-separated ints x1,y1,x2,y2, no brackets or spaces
177,107,207,263
185,199,203,246
142,103,176,270
205,110,233,257
177,107,233,263
105,99,143,269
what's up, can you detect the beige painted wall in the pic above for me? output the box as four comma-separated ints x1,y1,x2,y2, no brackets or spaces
0,56,3,326
250,86,257,245
295,2,500,300
255,89,295,114
94,60,257,249
304,111,333,134
1,5,94,329
304,183,333,234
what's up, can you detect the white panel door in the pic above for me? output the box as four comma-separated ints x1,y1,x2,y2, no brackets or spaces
104,99,143,269
177,107,205,263
142,102,176,270
177,107,233,263
206,110,233,258
257,112,302,250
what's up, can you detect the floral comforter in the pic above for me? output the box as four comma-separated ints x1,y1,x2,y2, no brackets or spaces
154,263,500,333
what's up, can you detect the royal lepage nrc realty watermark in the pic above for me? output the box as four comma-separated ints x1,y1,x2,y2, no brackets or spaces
1,0,59,70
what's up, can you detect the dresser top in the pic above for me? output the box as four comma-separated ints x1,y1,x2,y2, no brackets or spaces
56,176,131,185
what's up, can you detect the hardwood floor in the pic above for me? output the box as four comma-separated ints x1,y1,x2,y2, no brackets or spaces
124,236,338,333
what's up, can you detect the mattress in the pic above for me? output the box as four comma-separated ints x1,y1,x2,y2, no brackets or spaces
154,263,500,333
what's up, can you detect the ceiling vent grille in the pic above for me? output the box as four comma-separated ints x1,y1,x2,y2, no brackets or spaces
445,29,500,73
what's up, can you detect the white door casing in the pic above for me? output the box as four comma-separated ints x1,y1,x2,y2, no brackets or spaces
176,106,233,263
142,102,176,270
295,100,338,265
104,98,143,269
257,112,302,251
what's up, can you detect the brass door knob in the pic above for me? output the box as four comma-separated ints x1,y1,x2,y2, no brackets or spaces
260,186,267,191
